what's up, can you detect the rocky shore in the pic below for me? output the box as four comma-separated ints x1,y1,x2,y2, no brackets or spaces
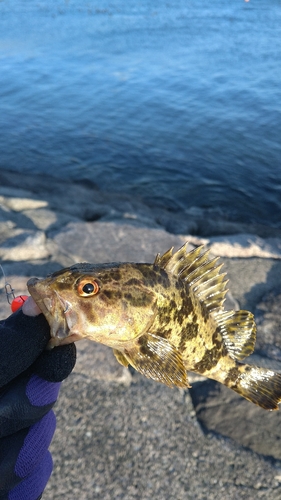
1,167,281,499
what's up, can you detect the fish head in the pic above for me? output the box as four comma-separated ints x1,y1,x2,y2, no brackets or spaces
27,263,157,348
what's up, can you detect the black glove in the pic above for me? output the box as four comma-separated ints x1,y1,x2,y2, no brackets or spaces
0,308,76,500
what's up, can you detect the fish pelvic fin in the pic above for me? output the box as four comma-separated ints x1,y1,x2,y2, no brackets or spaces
225,364,281,410
214,310,256,361
154,243,228,312
113,349,130,367
121,333,190,389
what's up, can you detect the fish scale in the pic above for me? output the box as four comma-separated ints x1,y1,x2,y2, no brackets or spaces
28,243,281,410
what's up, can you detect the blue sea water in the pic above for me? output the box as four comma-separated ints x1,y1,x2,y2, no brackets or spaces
0,0,281,228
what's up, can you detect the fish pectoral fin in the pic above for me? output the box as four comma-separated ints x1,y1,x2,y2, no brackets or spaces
122,333,190,389
214,310,256,361
113,349,130,368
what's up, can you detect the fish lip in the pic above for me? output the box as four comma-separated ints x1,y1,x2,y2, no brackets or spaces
27,277,51,315
27,277,41,287
27,278,71,340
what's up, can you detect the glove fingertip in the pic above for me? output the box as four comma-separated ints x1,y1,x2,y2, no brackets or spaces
33,343,76,382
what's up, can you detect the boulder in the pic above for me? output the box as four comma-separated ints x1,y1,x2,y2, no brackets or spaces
190,378,281,460
0,230,50,261
52,221,192,263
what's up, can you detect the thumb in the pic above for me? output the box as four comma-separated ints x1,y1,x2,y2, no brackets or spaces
22,297,42,317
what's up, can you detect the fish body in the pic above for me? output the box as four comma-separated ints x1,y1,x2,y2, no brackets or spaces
27,244,281,410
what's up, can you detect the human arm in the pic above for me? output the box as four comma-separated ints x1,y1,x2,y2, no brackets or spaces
0,298,76,500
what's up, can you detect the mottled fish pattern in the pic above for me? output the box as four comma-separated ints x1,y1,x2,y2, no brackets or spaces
28,243,281,410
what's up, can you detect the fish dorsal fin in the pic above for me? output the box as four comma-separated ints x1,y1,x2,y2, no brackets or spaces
154,246,175,268
214,310,256,360
154,243,228,312
120,333,190,389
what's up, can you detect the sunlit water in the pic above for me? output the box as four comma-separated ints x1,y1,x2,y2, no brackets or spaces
1,0,281,228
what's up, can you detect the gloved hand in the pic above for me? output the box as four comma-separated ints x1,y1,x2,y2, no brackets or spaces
0,297,76,500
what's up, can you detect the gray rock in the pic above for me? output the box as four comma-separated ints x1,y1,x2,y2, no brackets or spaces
224,290,240,311
154,209,199,235
22,208,80,232
0,230,50,261
190,378,281,460
206,233,281,259
0,193,48,211
255,289,281,361
219,257,281,312
0,168,158,226
0,203,42,232
0,168,107,221
0,221,19,244
183,206,281,239
52,221,192,263
99,208,162,230
0,186,41,200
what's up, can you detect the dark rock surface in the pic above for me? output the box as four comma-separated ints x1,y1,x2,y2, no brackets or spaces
255,290,281,361
190,378,281,460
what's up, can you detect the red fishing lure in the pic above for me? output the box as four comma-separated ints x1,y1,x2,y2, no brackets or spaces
0,264,28,312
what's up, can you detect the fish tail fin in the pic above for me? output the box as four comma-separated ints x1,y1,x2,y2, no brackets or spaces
227,364,281,410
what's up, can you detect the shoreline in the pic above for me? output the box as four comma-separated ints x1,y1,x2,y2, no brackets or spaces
1,167,281,240
0,169,281,248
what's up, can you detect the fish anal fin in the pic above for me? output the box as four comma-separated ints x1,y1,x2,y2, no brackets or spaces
113,349,130,367
122,333,190,389
214,310,256,361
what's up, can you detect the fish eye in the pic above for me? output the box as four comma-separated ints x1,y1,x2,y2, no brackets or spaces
77,278,99,297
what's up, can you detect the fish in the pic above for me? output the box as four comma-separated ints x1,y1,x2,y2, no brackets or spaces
27,243,281,410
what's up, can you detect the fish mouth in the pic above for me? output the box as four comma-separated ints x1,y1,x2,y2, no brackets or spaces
27,277,77,346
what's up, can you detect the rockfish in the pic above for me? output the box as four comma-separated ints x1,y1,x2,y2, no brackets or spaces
27,243,281,410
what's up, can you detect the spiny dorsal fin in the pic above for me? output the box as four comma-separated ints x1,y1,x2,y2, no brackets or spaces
120,333,190,389
154,246,174,268
154,243,205,276
154,243,228,312
214,310,256,361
